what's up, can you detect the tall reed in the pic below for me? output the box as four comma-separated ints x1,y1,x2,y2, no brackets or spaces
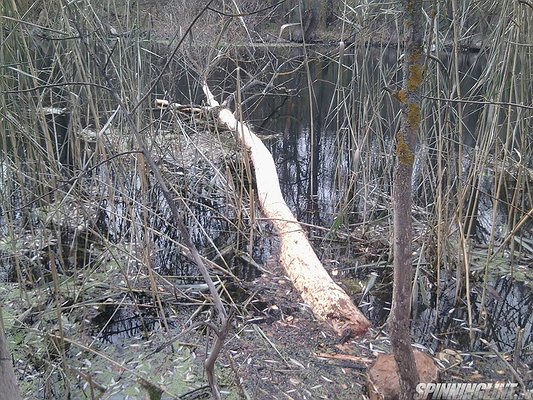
331,0,532,328
1,0,252,396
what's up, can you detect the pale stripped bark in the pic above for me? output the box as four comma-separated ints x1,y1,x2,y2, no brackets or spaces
202,85,371,337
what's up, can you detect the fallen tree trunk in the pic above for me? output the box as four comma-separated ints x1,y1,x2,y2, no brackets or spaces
157,88,371,338
202,85,371,338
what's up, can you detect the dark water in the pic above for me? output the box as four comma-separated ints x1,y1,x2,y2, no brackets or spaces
239,51,532,372
2,44,530,379
81,50,531,369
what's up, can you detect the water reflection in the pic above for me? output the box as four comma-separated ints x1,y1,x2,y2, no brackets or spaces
247,50,532,372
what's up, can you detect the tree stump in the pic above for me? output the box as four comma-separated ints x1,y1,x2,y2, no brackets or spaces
367,350,439,400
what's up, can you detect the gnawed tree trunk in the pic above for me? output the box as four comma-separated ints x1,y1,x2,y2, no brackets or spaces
172,85,371,338
0,307,21,400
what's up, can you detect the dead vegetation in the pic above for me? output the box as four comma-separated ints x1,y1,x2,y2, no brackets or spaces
1,0,532,399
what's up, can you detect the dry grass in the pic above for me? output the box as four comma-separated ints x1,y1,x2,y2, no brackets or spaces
327,0,532,334
0,0,532,397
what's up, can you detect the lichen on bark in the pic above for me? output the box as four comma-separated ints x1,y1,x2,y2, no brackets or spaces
393,89,407,103
407,103,420,127
407,63,423,92
396,132,415,166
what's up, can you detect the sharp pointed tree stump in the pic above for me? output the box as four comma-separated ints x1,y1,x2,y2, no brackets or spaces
367,350,439,400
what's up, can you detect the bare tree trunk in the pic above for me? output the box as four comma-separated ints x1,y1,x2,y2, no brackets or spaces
388,0,425,398
0,307,21,400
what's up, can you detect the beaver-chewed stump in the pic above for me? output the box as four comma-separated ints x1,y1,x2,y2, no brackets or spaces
367,350,439,400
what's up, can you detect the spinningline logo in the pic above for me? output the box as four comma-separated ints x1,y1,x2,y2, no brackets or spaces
415,382,522,399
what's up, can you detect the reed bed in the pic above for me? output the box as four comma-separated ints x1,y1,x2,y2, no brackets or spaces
0,0,531,397
1,0,255,397
327,0,532,336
